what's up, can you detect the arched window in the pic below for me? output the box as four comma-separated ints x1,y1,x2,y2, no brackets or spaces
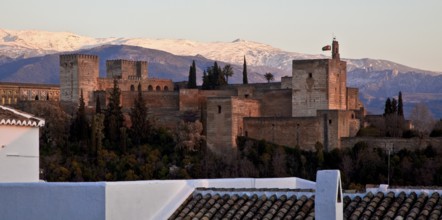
138,84,142,92
156,86,161,91
148,85,153,91
164,86,169,91
218,105,222,114
130,85,135,91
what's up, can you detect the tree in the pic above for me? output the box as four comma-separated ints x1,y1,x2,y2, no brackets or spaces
391,98,398,114
398,91,404,117
409,102,436,137
223,64,234,84
70,89,90,144
264,72,274,83
129,89,150,145
104,79,125,147
202,70,209,90
95,96,101,114
384,98,392,116
187,60,197,89
201,62,227,90
242,56,248,84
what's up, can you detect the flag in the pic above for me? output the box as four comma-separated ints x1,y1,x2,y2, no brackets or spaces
322,45,331,51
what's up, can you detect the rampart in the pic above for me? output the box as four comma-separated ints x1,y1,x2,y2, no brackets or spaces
244,116,322,151
341,137,442,152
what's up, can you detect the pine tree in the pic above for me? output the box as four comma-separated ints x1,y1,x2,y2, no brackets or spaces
187,60,197,89
223,64,234,84
129,89,150,145
398,91,404,117
104,79,124,147
242,56,248,84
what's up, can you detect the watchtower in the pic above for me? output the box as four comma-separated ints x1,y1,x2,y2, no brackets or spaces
291,39,347,117
59,54,99,105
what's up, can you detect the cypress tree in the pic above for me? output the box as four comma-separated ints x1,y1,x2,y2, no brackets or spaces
70,89,90,144
187,60,197,89
391,98,398,114
242,56,248,84
384,98,392,116
202,70,209,90
398,91,404,117
129,89,150,145
104,79,124,147
95,96,101,114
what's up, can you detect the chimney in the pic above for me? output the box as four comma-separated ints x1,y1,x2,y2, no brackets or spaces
332,39,340,60
315,170,343,220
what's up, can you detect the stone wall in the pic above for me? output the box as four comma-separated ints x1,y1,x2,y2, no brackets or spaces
254,89,292,117
60,54,99,105
281,76,292,89
244,117,322,151
205,97,260,152
346,87,360,110
0,82,59,105
121,91,179,110
341,137,442,152
179,89,236,112
292,59,329,117
106,60,148,80
327,59,347,111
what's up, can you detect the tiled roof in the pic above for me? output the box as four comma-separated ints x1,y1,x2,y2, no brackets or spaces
0,105,45,127
170,188,442,219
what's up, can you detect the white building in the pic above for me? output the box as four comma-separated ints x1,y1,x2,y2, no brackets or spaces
0,105,45,182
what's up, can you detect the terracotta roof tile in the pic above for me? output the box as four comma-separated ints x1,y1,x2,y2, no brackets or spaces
170,189,442,219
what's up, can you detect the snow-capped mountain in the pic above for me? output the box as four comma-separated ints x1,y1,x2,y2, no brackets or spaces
1,29,442,118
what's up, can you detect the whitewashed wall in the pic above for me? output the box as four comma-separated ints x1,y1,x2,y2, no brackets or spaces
0,125,39,182
0,177,315,220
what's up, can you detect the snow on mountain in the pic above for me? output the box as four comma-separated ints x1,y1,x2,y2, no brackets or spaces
0,29,325,77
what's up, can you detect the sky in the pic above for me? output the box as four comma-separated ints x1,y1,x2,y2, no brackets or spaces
1,0,441,72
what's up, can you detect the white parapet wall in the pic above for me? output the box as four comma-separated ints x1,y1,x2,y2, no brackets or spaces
0,177,315,220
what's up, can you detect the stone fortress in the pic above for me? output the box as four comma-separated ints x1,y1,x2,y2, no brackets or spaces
0,39,365,151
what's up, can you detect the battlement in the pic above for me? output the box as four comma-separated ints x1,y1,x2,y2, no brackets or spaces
60,54,99,61
106,59,147,65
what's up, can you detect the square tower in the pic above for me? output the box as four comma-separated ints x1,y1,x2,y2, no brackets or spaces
291,40,347,117
106,60,148,80
59,54,99,105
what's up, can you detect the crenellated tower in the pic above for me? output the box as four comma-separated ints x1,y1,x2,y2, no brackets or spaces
59,54,99,105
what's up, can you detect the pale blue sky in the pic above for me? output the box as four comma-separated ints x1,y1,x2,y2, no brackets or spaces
1,0,441,72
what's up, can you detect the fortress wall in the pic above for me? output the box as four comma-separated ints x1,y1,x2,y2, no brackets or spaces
231,98,260,147
346,87,359,110
292,59,329,117
0,83,60,104
179,89,236,112
327,60,347,110
121,91,179,110
281,76,292,89
206,98,234,152
341,137,442,152
254,89,292,117
106,60,148,79
244,117,322,151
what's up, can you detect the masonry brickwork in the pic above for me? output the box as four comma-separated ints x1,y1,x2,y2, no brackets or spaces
1,39,366,152
0,82,59,105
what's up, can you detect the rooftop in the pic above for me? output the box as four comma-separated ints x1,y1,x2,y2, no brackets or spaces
0,105,45,127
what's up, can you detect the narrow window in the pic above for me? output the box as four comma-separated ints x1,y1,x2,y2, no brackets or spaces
218,105,222,114
130,85,135,91
309,73,312,78
329,119,332,124
138,84,142,92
